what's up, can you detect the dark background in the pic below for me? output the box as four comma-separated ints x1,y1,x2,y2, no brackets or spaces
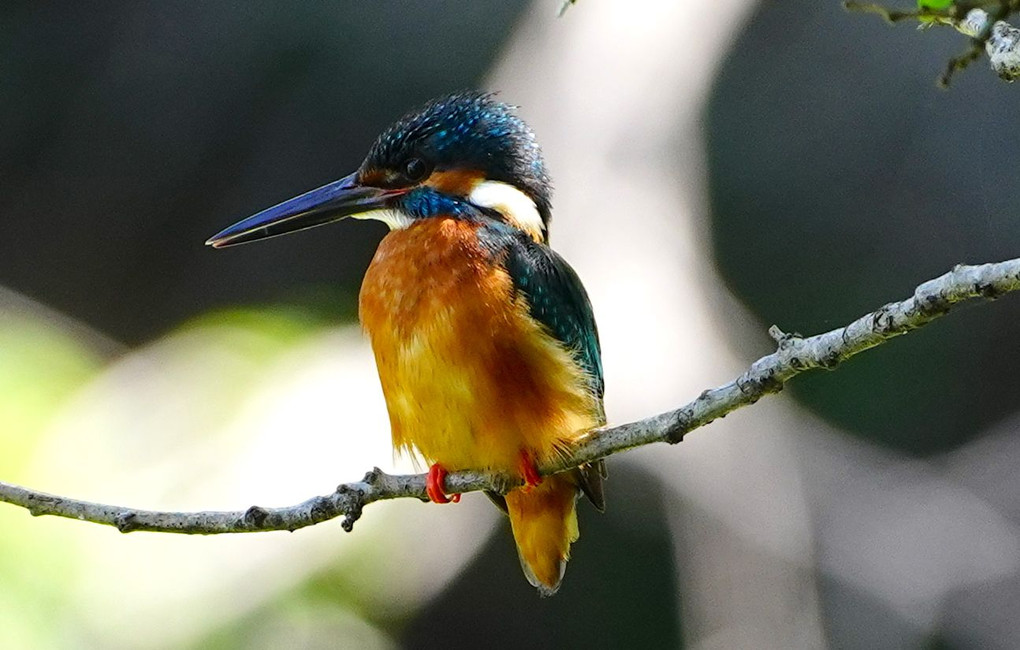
709,1,1020,455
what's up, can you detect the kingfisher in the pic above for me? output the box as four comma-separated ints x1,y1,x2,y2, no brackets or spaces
207,92,606,595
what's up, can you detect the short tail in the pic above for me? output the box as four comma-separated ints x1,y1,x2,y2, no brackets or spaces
504,473,580,597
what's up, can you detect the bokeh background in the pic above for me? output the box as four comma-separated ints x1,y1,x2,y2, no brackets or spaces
3,1,1020,648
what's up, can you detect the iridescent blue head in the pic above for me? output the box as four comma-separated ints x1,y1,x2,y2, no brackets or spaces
207,91,553,248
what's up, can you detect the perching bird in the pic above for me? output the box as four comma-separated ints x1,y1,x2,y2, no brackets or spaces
207,92,605,595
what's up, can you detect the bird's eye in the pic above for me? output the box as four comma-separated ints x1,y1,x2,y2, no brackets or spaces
403,157,429,182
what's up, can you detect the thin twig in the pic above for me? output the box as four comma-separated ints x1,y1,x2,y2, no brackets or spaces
844,0,1011,23
843,1,942,23
845,1,1020,85
2,258,1020,535
949,5,1020,83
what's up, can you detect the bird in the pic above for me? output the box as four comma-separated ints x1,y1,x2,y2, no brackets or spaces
207,91,606,596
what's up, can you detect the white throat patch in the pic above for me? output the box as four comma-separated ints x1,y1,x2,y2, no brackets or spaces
468,181,545,241
351,208,414,231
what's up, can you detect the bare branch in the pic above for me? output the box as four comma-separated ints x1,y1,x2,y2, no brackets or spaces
2,258,1020,535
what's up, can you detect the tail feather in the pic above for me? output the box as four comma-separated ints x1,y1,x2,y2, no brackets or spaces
504,473,580,596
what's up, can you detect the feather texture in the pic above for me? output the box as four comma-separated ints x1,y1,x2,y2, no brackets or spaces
359,215,604,593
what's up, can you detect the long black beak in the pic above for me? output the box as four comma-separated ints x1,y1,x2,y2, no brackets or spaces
206,172,404,248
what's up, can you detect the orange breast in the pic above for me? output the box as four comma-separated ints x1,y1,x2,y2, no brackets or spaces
358,218,599,473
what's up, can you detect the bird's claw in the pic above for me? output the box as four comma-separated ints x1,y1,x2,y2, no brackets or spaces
519,450,543,492
426,464,461,504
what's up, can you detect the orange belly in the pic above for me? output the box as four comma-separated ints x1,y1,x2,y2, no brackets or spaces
358,217,599,473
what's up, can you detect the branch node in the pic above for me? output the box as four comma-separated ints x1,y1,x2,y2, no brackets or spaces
340,512,360,533
818,349,843,370
736,375,753,395
768,324,802,350
917,291,950,317
736,371,783,398
665,408,693,444
336,485,364,533
243,505,270,528
976,281,1003,299
115,511,139,533
870,304,898,333
771,322,803,357
362,467,384,486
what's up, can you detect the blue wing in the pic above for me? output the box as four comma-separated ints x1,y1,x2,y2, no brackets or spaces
501,234,604,405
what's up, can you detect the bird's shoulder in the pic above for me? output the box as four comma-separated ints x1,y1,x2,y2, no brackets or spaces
476,220,604,401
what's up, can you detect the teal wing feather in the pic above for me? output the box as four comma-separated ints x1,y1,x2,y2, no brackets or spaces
480,222,607,511
500,233,604,406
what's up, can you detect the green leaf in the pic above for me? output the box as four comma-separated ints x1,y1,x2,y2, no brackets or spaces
917,0,953,9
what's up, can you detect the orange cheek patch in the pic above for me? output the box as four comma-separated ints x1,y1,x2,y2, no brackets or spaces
426,169,483,195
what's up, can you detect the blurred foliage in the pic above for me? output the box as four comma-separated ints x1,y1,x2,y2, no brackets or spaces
918,0,954,10
0,306,339,648
0,312,102,648
0,314,103,477
180,304,352,345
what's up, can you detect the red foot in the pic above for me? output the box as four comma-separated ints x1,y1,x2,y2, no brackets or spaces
519,450,543,491
426,464,461,504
